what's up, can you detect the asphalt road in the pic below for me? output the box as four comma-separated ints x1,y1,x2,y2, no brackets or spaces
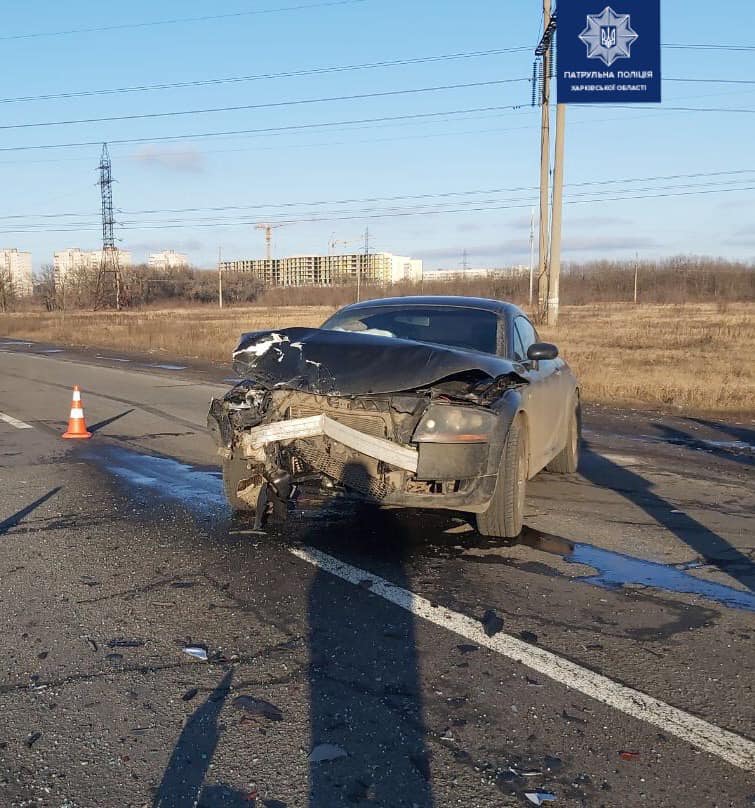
0,339,753,808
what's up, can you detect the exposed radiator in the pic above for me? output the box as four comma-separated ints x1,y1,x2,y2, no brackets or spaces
292,441,388,500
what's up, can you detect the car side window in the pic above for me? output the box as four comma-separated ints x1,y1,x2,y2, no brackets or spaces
512,327,527,362
514,316,538,361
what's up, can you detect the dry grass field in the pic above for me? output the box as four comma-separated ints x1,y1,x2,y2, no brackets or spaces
1,302,753,417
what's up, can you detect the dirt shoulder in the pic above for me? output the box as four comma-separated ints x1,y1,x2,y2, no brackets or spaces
1,301,753,418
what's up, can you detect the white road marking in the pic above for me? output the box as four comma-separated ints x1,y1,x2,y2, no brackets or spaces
290,545,755,772
0,412,33,430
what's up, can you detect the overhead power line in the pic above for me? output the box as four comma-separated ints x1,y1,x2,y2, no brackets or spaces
662,43,755,51
0,80,527,132
0,105,533,152
2,99,754,155
0,0,368,41
0,48,530,106
2,167,750,221
1,177,752,232
1,184,751,236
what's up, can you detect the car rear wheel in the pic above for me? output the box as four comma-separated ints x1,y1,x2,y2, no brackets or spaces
222,456,256,512
546,396,580,474
476,416,527,539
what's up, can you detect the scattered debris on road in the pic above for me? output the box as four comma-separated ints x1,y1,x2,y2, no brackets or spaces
520,630,539,644
106,638,144,648
25,732,41,749
232,696,284,722
619,750,641,761
182,688,199,702
308,743,348,763
183,645,209,661
524,790,557,805
481,609,504,636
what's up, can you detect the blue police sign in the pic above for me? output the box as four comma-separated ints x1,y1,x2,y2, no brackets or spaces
557,1,661,103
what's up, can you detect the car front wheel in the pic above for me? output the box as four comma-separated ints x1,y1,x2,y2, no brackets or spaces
546,396,580,474
476,416,527,539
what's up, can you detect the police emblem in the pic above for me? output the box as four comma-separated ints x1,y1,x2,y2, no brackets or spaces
578,6,638,66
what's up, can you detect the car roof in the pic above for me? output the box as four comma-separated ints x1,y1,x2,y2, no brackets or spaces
335,295,524,318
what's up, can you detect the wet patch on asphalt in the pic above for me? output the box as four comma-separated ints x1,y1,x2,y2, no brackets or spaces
82,445,755,613
517,529,755,612
82,445,227,512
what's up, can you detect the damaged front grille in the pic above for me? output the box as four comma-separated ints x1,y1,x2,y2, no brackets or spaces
289,405,388,439
292,441,388,500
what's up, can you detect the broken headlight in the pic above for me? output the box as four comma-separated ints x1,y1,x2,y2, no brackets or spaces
412,404,496,443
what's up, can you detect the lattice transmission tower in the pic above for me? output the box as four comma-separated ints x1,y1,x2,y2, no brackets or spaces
94,143,124,309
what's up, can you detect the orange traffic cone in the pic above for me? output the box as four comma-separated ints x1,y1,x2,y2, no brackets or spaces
62,385,92,439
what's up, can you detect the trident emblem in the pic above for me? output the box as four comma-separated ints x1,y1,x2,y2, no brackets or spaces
600,25,617,48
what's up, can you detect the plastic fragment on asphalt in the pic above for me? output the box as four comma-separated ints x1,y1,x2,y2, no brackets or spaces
182,688,199,702
520,630,539,644
619,750,640,761
308,743,348,763
481,609,503,637
525,791,557,805
107,638,144,648
26,732,42,748
232,696,284,721
183,645,208,661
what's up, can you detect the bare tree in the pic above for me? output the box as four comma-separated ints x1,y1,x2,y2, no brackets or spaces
0,267,17,312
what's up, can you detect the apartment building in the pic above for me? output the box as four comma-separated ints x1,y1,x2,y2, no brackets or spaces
220,252,423,287
0,248,33,296
54,248,132,285
148,250,189,271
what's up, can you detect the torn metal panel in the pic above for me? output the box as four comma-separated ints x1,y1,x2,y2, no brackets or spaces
239,413,419,473
232,327,527,396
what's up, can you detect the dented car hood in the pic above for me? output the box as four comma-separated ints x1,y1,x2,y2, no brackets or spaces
232,327,526,395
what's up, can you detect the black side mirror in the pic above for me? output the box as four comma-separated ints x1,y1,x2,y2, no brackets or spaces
527,342,559,361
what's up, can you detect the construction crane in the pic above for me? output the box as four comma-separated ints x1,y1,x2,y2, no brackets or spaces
255,222,289,261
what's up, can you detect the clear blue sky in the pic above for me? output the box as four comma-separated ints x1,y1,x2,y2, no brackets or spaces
0,0,753,270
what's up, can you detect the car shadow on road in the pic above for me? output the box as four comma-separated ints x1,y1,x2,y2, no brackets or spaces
650,422,753,469
301,477,436,807
684,416,755,447
580,441,754,592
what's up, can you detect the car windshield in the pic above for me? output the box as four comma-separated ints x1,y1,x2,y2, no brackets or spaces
322,305,499,354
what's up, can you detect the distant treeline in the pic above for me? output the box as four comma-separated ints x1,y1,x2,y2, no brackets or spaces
17,255,755,312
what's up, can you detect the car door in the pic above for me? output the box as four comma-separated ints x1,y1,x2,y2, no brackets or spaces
511,315,566,473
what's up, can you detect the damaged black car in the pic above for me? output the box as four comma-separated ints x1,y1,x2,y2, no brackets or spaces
208,296,580,538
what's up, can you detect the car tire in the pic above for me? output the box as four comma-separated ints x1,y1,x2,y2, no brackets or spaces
476,415,527,539
222,456,256,512
546,396,580,474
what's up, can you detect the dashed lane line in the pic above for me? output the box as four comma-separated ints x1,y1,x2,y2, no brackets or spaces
0,412,33,430
290,545,755,773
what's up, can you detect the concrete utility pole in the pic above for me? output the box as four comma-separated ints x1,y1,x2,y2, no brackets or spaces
548,102,566,325
528,207,535,307
218,246,223,309
536,0,552,324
